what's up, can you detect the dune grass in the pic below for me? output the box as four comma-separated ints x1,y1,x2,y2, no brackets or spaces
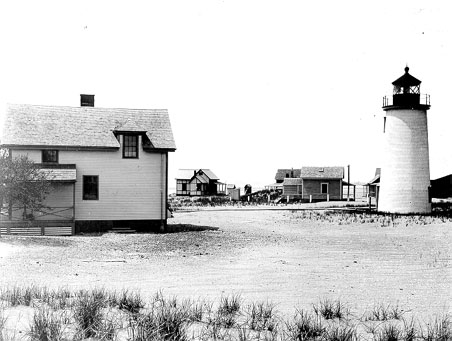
0,285,450,340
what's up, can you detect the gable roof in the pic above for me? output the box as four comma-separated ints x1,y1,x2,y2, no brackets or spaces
275,168,301,181
300,167,344,179
176,169,219,180
1,104,176,150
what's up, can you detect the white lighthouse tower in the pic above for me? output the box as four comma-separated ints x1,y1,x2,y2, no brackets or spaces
378,67,431,214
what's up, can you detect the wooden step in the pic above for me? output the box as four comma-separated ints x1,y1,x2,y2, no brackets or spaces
108,227,137,234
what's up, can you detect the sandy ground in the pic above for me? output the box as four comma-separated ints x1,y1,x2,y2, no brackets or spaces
0,209,450,319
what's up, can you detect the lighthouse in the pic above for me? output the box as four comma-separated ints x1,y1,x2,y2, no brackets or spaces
378,67,431,214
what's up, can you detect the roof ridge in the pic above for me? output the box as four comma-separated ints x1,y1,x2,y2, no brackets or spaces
7,103,168,111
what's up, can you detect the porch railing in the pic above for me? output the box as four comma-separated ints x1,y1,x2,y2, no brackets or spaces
0,205,74,221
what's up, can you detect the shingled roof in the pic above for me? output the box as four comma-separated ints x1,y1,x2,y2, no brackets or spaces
176,169,219,180
1,104,176,150
300,167,344,179
275,169,301,181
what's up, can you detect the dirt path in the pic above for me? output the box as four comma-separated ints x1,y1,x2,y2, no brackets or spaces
0,210,450,318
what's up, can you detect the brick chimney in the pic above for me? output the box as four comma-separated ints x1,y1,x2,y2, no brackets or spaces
80,94,95,107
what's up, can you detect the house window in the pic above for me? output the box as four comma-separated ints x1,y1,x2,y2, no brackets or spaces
123,135,138,158
42,150,58,163
83,176,99,200
182,183,187,191
321,183,329,194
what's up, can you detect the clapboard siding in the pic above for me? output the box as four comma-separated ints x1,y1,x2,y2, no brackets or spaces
12,139,167,221
302,179,342,200
283,185,302,196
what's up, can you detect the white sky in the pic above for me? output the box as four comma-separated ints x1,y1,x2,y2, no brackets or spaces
0,0,451,188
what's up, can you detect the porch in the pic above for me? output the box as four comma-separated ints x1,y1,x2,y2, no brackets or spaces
0,165,76,236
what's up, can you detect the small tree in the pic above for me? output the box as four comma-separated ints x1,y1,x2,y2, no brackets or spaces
0,150,52,220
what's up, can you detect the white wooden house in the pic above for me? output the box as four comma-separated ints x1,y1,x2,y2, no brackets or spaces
0,96,176,234
175,169,226,196
282,167,344,201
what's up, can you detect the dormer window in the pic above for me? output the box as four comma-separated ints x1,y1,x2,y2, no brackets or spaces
42,150,58,163
123,135,138,158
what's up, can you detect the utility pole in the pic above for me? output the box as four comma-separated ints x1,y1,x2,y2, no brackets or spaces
347,165,350,201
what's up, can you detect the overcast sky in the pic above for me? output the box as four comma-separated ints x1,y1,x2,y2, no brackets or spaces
1,0,451,189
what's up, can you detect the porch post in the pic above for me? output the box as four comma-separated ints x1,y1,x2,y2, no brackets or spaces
72,182,76,235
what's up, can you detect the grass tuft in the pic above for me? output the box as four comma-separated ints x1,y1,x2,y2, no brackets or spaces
364,303,404,322
313,299,349,320
72,290,105,339
285,309,324,340
323,323,357,341
116,290,144,314
375,323,403,341
28,307,65,341
216,293,242,328
421,315,452,341
246,301,278,332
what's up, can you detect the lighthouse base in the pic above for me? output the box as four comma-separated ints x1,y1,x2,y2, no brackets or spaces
378,189,431,214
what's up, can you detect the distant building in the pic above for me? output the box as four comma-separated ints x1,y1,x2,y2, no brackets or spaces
227,185,241,201
282,166,344,201
366,168,381,198
175,169,226,196
431,174,452,199
265,168,300,192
